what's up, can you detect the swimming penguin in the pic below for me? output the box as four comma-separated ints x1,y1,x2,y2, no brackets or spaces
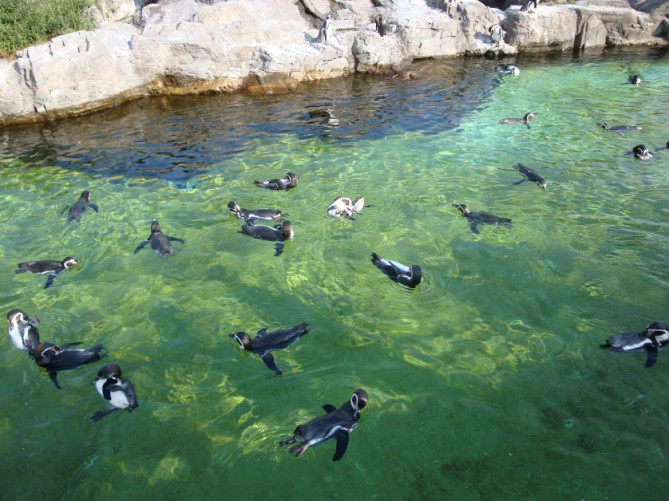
513,163,547,189
327,196,369,220
227,201,283,222
632,145,653,160
496,64,519,76
33,342,106,389
598,123,642,134
134,220,185,259
240,220,294,256
316,13,332,44
15,257,81,289
91,363,139,421
600,322,669,368
370,252,422,288
60,190,98,223
452,204,512,234
279,389,369,461
6,309,40,355
628,74,642,85
499,112,535,129
254,172,298,190
229,322,309,375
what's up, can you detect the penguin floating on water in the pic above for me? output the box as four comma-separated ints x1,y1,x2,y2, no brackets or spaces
6,309,40,356
627,74,642,85
134,220,185,259
371,252,422,288
499,112,535,129
229,322,309,375
598,122,642,135
512,163,546,189
253,172,298,190
453,204,512,234
495,64,519,76
15,257,81,289
632,144,653,160
91,363,139,421
227,201,283,222
33,341,106,389
600,322,669,368
327,196,369,220
61,190,98,223
279,389,369,461
240,220,294,256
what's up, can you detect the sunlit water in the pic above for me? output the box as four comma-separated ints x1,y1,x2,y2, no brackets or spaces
0,47,667,500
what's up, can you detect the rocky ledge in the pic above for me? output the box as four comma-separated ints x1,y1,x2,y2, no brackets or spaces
0,0,666,125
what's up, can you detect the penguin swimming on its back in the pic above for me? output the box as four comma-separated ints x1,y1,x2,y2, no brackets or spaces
513,163,546,189
240,220,294,256
370,253,422,288
33,342,106,389
227,201,283,222
254,172,298,190
61,190,98,223
327,196,369,220
499,112,535,129
15,257,81,289
279,389,369,461
600,322,669,368
496,64,519,76
452,204,512,234
91,363,138,421
6,308,40,355
134,220,185,259
229,322,309,375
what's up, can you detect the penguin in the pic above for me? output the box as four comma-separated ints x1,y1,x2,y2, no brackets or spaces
452,203,512,234
632,145,653,160
253,172,298,190
33,342,106,389
15,257,81,289
600,322,669,368
495,64,519,76
227,201,283,222
315,14,332,44
489,25,504,47
240,220,294,256
598,123,642,134
279,389,369,461
60,190,98,223
374,14,388,37
6,308,40,355
513,163,547,189
521,0,539,12
628,74,642,85
134,220,185,259
327,196,368,220
370,253,422,288
91,363,139,421
229,322,309,375
499,112,535,129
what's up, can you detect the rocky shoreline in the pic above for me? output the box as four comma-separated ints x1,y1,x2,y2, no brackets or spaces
0,0,666,126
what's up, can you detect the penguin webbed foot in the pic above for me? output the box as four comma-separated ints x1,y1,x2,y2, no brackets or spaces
289,443,310,457
91,408,119,422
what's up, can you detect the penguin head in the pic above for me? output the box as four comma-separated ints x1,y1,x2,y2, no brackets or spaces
410,265,423,282
62,257,81,269
285,172,298,187
94,363,123,382
33,342,58,364
628,74,641,84
81,190,91,200
452,203,470,216
523,112,535,121
151,220,162,233
598,123,610,130
282,221,294,239
230,332,253,350
227,201,241,213
350,389,369,412
7,308,26,325
646,322,669,337
632,145,651,159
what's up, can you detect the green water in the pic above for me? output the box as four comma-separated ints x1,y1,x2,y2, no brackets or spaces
0,50,667,500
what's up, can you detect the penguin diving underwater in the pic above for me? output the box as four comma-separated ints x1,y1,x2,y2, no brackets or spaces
253,172,298,190
134,220,185,259
91,363,139,421
33,342,106,389
61,190,98,223
600,322,669,368
15,257,81,289
452,204,512,234
512,163,546,189
279,389,369,461
499,112,535,129
370,253,422,288
240,220,294,256
227,201,283,222
598,122,642,134
327,196,369,220
229,322,309,375
6,309,40,355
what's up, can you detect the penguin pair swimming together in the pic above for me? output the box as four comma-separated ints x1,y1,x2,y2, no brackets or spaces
279,389,368,461
496,64,519,76
254,172,298,190
61,190,98,223
7,308,40,356
91,363,138,421
134,220,185,259
513,163,547,189
598,123,642,134
500,112,535,129
327,196,369,220
240,220,294,256
600,322,669,368
227,201,283,222
452,204,512,234
230,322,309,375
33,341,106,389
15,257,81,289
371,253,422,288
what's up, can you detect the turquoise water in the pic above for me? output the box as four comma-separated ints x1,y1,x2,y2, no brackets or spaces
0,48,667,500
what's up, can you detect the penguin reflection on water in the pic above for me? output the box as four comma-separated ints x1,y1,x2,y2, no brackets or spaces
227,201,283,222
229,322,308,375
240,220,294,256
60,190,98,223
134,220,185,259
600,322,669,368
279,389,369,461
15,257,81,289
91,363,138,421
253,172,298,190
6,309,40,355
512,163,547,189
499,112,535,129
452,204,512,234
370,253,422,288
33,342,106,389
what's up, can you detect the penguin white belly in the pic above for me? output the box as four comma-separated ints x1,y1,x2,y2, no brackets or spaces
8,328,26,350
109,390,131,409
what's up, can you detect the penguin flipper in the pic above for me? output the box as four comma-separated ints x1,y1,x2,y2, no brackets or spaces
89,203,99,213
513,179,527,185
91,408,119,422
322,404,336,414
469,221,480,234
44,273,58,289
48,370,62,389
256,328,268,338
60,205,71,215
134,240,149,254
260,352,283,375
168,236,185,244
332,429,350,462
645,346,659,368
274,241,284,257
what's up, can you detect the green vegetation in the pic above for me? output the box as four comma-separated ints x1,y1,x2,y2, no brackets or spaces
0,0,94,59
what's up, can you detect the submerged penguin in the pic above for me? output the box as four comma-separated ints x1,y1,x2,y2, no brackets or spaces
227,201,283,222
513,163,547,189
499,112,535,129
453,203,512,234
240,220,294,256
134,220,185,259
61,190,98,223
598,123,642,134
600,322,669,368
253,172,298,190
33,342,106,389
229,322,309,375
91,363,139,421
327,196,369,220
6,308,40,355
628,74,642,85
279,389,369,461
15,257,81,289
632,144,653,160
496,64,519,76
371,253,422,288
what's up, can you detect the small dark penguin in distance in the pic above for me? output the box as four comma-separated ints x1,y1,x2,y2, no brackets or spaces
371,253,422,288
240,220,294,256
499,112,535,129
253,172,298,190
496,64,520,76
60,190,98,223
628,74,642,85
598,122,642,134
513,163,547,189
600,322,669,368
452,204,512,234
33,342,106,389
91,363,139,421
229,322,309,375
134,219,185,259
227,201,283,222
279,389,369,461
6,308,40,355
15,257,81,289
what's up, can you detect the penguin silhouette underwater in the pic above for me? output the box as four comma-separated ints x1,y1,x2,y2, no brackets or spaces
600,322,669,368
61,190,98,223
134,220,185,259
